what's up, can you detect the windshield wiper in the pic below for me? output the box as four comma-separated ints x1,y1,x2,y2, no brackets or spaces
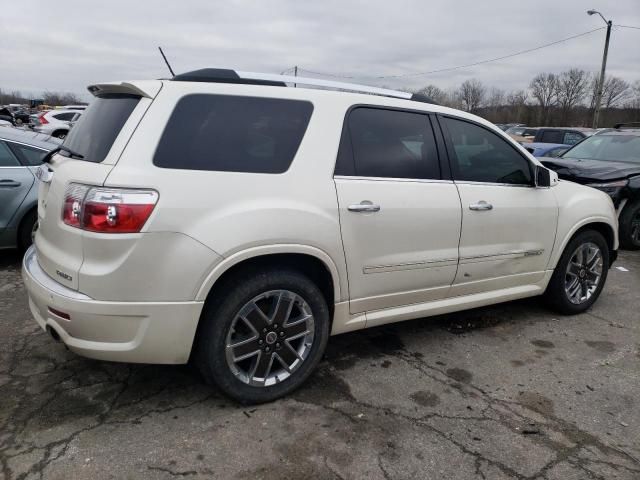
41,145,85,164
58,145,85,159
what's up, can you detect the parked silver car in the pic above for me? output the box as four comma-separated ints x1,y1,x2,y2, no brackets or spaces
0,128,61,250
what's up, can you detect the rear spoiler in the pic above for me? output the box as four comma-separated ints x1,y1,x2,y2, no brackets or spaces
86,81,162,99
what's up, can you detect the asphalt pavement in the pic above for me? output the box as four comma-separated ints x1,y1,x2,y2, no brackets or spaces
1,249,639,479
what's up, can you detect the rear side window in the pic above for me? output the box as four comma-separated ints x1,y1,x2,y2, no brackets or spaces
52,112,75,121
336,107,440,179
0,142,20,167
63,94,140,163
539,130,564,144
8,142,47,166
154,95,313,173
443,117,532,185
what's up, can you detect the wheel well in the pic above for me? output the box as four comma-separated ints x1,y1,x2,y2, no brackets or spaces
17,206,37,238
203,253,335,316
51,129,67,136
574,222,615,256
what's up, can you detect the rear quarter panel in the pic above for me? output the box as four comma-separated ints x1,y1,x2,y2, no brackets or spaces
103,82,351,302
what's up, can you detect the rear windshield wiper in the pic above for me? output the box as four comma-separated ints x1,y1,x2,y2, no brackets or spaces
58,145,85,159
41,145,84,163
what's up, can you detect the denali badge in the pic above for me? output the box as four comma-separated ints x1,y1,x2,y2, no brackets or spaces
56,270,72,282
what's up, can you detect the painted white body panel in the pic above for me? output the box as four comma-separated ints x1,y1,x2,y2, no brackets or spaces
23,77,618,363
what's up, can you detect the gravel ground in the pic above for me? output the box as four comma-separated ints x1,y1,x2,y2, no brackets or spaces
1,249,639,480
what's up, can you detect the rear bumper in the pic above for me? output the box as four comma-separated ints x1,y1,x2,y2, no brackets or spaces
21,246,204,364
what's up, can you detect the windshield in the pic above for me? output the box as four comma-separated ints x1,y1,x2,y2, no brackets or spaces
563,134,640,163
62,94,140,163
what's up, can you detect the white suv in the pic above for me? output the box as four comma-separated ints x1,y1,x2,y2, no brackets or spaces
33,109,82,139
23,69,618,403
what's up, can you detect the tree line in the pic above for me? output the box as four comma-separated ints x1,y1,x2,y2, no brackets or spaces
0,89,84,107
415,69,640,127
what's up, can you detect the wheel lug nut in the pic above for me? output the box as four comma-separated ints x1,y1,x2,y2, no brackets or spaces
280,331,285,337
265,347,270,352
258,340,263,345
263,328,267,333
273,324,278,329
276,342,280,348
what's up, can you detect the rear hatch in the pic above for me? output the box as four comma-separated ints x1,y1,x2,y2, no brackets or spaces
35,81,161,292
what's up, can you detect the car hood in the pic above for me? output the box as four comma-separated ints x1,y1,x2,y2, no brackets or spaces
540,157,640,183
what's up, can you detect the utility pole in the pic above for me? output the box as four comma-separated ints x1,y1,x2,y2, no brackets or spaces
588,10,612,129
294,65,298,88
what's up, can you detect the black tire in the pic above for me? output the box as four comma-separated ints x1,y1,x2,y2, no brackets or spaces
197,268,330,404
18,210,37,252
619,200,640,250
52,130,67,139
544,229,609,315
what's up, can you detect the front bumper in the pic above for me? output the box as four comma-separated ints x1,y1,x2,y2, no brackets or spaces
21,246,204,364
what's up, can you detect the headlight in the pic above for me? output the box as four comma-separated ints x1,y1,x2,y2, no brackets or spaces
587,179,628,197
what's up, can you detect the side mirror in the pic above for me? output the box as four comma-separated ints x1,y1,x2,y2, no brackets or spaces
535,165,551,188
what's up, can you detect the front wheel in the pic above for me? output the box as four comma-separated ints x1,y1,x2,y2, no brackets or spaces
619,200,640,250
544,230,609,315
197,269,330,404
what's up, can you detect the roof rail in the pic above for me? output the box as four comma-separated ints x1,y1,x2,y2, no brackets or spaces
171,68,438,105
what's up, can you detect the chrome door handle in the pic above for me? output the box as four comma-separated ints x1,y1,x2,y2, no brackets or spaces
469,201,493,211
0,179,21,188
348,201,381,213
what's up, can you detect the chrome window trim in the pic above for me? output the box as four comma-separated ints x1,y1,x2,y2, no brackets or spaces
3,139,48,152
454,180,534,188
334,175,453,184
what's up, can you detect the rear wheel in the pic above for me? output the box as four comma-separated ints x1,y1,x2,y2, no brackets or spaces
619,200,640,250
197,269,330,404
52,130,67,139
544,230,609,314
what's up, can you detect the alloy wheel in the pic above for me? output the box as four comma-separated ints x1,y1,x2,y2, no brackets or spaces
564,242,603,305
631,211,640,244
225,290,315,387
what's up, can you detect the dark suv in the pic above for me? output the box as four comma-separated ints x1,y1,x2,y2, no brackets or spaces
533,127,594,146
541,123,640,249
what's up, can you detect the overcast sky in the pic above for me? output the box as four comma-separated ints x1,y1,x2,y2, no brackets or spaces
2,0,639,101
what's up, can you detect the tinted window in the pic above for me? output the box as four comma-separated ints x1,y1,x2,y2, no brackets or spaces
338,108,440,179
0,142,20,167
563,132,583,145
443,117,532,185
154,95,313,174
7,142,47,166
540,130,564,144
53,112,75,121
63,94,140,163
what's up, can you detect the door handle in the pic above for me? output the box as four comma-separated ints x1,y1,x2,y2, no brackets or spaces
0,179,21,188
469,201,493,211
348,201,381,213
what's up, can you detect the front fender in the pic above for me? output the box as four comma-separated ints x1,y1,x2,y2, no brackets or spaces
548,181,618,269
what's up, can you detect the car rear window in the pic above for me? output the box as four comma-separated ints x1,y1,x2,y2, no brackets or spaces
153,94,313,173
62,94,140,163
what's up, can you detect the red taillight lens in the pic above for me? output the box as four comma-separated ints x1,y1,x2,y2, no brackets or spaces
39,113,49,125
62,184,158,233
62,184,90,227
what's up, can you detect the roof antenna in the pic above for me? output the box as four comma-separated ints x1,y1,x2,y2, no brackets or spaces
158,46,175,77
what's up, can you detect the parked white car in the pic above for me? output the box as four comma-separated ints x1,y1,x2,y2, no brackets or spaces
32,109,82,139
23,69,618,403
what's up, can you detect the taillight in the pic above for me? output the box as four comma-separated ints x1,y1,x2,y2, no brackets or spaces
62,184,158,233
39,113,49,125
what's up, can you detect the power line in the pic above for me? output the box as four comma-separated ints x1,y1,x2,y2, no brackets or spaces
617,24,640,30
296,26,607,80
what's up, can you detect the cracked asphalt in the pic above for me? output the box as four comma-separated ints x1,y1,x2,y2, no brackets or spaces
1,250,639,480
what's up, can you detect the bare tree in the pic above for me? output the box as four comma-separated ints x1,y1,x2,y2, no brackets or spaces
457,79,485,113
556,69,590,123
415,84,447,104
42,91,84,106
487,87,505,108
589,75,630,109
529,73,559,124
